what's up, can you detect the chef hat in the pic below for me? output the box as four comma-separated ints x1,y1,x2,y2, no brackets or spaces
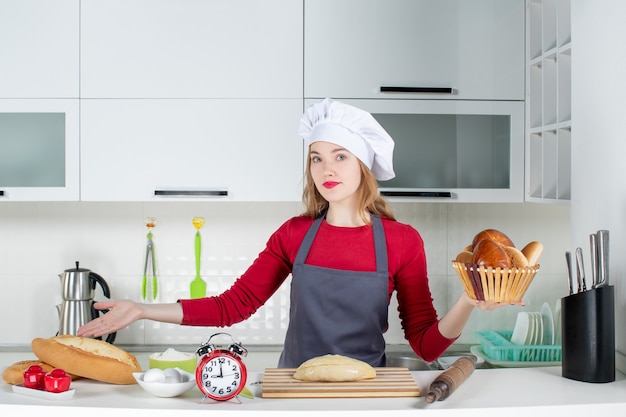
298,98,395,181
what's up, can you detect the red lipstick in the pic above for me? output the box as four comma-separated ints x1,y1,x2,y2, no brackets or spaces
323,181,340,189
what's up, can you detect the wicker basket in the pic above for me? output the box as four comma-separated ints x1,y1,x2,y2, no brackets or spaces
452,261,540,303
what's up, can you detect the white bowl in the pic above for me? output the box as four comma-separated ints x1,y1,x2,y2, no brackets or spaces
133,368,196,398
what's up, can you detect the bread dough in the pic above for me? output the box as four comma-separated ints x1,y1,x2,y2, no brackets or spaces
293,354,376,382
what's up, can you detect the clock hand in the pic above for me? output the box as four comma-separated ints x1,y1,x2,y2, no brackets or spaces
209,363,225,378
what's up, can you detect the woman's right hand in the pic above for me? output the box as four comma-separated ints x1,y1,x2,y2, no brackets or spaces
77,300,143,338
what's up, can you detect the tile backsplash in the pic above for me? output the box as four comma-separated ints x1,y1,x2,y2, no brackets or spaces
0,201,570,348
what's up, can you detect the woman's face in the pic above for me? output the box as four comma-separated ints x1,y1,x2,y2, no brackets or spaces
309,141,362,205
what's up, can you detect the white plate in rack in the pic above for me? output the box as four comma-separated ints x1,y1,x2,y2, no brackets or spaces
525,312,537,344
554,300,562,345
533,312,544,345
511,312,530,345
541,302,555,345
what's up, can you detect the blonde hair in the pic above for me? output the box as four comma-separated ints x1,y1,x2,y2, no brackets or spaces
301,157,396,224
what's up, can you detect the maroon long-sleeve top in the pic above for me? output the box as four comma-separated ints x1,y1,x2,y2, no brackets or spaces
180,215,456,362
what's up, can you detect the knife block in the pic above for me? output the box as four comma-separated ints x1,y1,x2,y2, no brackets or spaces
561,285,615,383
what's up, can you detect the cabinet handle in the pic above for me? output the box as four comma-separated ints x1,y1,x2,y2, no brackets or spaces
380,86,454,94
154,189,229,197
380,191,452,198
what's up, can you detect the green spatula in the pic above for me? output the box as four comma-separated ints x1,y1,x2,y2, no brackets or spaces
190,217,206,298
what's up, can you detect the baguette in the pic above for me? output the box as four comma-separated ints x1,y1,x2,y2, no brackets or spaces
2,359,82,385
2,360,54,385
31,335,141,385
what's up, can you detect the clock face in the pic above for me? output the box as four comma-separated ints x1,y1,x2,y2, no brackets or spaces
196,351,247,401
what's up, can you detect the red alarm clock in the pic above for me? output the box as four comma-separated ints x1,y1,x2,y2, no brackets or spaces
195,332,248,401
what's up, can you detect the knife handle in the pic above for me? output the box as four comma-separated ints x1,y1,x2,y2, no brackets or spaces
596,230,609,287
575,247,586,292
589,234,598,288
565,251,574,295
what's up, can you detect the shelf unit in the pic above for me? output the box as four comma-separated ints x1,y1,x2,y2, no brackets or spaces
526,0,571,203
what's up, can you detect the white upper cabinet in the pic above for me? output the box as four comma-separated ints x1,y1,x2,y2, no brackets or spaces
0,99,80,201
80,0,303,99
304,0,525,101
0,0,79,98
347,100,525,203
80,99,304,202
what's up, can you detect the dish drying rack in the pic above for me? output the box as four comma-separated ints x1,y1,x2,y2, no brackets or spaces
474,331,562,363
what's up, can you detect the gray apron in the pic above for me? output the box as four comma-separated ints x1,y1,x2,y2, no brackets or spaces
278,214,389,368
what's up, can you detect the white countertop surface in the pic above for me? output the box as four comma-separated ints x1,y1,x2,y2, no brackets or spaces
2,350,625,416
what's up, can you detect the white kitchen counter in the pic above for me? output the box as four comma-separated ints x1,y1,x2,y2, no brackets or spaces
1,351,625,416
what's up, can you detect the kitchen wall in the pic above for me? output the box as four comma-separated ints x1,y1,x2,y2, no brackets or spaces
0,201,569,348
572,0,626,372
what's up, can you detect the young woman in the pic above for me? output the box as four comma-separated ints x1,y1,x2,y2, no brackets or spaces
78,98,513,367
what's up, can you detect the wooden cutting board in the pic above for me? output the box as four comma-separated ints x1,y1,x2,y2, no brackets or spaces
261,367,420,398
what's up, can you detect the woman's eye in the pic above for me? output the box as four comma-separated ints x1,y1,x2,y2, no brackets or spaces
336,154,346,161
311,156,321,163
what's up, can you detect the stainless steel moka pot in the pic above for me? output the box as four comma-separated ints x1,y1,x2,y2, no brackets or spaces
56,261,116,344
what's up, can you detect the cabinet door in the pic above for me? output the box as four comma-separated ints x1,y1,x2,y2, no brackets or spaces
80,99,303,201
0,99,80,201
305,0,525,101
0,0,79,98
309,99,525,203
80,0,302,99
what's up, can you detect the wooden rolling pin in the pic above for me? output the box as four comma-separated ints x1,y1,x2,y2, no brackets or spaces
425,356,476,403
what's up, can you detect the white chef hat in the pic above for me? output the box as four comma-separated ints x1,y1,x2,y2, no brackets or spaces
298,98,395,181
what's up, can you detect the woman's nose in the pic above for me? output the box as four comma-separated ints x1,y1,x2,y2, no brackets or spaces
322,161,335,175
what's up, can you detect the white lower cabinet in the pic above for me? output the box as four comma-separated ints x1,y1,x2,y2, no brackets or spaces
80,99,304,201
